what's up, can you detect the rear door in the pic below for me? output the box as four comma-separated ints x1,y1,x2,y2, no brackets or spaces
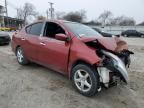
132,30,137,36
22,22,44,61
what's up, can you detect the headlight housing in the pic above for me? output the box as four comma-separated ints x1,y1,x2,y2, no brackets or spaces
97,50,129,83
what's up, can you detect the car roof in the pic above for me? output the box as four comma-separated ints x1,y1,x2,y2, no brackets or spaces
25,20,73,28
33,20,71,24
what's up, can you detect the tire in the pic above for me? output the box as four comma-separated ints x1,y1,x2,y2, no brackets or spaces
141,35,144,38
16,47,29,65
71,64,99,97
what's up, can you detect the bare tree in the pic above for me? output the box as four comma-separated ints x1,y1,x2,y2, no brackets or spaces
79,9,87,21
98,11,112,26
119,17,135,26
83,20,102,26
63,12,81,22
110,16,136,26
56,11,66,20
109,16,123,25
36,15,46,20
62,10,87,22
17,8,24,19
17,3,37,24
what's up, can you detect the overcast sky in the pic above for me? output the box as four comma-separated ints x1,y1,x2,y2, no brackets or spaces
0,0,144,23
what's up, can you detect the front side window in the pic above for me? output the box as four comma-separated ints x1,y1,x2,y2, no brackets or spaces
64,22,102,38
43,22,65,38
29,22,43,36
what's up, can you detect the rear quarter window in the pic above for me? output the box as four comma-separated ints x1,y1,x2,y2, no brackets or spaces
25,26,31,33
30,23,43,36
25,22,44,36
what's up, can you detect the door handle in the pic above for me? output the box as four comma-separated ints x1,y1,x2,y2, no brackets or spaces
21,38,25,41
40,42,46,46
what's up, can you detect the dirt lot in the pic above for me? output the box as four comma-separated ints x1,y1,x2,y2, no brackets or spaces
0,37,144,108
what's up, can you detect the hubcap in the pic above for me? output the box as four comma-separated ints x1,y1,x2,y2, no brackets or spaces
17,48,24,63
74,69,92,92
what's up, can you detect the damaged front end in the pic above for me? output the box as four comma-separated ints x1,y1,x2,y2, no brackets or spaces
97,50,129,88
83,37,134,88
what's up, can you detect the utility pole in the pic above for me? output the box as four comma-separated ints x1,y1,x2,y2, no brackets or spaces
46,10,49,19
5,0,8,17
48,2,54,19
5,0,8,27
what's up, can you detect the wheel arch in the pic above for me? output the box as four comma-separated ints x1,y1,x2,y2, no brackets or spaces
69,59,97,80
15,45,21,55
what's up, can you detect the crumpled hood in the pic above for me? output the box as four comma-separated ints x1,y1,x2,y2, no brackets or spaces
80,36,128,52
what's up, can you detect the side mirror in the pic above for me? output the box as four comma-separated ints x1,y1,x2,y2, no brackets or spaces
55,33,70,42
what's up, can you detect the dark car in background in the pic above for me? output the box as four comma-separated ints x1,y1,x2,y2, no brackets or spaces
93,28,120,37
121,30,144,37
0,32,11,45
93,28,113,37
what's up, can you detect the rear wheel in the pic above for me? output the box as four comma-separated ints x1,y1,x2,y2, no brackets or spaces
16,47,29,65
141,35,144,38
72,64,99,97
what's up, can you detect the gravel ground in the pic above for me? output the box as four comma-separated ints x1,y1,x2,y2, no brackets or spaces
0,37,144,108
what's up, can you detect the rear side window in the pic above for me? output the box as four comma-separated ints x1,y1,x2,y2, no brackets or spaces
128,30,136,33
29,22,43,36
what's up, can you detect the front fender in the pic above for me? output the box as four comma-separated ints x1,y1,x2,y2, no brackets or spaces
68,37,101,78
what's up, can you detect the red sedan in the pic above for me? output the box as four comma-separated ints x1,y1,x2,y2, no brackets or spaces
11,20,133,96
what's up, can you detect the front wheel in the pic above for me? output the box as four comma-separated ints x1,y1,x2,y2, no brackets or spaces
72,64,99,97
16,47,29,65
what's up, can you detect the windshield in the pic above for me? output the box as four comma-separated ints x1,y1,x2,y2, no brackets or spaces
64,22,102,38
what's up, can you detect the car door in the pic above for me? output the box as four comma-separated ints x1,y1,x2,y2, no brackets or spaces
22,22,44,61
128,30,134,36
38,22,71,74
135,31,141,37
132,30,137,36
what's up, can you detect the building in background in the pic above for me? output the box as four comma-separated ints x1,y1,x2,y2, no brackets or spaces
0,5,24,30
0,15,24,30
